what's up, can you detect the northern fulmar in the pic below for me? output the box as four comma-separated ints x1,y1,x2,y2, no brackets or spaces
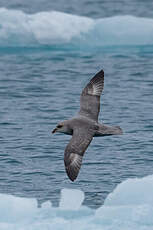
52,70,123,181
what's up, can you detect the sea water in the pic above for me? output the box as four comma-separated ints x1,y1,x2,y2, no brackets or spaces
0,0,153,228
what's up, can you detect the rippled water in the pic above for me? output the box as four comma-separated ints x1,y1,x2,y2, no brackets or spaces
1,46,153,208
1,0,153,18
0,0,153,209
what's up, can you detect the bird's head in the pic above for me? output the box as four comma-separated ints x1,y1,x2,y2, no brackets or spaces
52,121,70,134
52,122,64,134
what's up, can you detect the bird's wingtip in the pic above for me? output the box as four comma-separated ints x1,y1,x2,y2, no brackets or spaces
97,69,104,76
65,165,78,181
115,126,123,135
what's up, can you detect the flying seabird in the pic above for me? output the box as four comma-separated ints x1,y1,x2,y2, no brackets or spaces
52,70,123,181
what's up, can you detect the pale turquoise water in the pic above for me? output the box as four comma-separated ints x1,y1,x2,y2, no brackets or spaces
0,1,153,209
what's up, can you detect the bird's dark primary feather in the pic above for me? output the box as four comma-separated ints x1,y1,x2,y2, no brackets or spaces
64,127,94,181
79,69,104,121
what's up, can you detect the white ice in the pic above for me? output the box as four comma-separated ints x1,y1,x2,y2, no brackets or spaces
0,8,153,46
0,175,153,229
59,188,84,210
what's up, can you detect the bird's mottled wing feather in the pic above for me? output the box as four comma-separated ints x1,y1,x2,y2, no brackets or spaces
79,69,104,121
64,127,94,181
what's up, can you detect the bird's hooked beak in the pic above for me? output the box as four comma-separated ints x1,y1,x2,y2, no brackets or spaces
52,128,57,134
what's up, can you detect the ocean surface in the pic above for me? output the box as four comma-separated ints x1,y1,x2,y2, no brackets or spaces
0,0,153,229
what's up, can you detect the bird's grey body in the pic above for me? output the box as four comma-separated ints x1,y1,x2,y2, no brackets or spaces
52,70,123,181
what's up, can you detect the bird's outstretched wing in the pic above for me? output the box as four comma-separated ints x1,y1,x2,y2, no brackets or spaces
79,69,104,121
64,127,94,181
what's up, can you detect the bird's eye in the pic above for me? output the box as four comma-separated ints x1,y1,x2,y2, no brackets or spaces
57,125,62,128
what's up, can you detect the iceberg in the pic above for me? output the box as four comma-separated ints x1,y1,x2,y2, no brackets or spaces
0,175,153,229
0,8,153,47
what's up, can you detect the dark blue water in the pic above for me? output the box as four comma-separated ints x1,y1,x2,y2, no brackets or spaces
1,0,153,18
0,1,153,208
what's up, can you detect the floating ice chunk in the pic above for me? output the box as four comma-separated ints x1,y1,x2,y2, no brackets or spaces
41,200,52,209
29,11,94,44
0,194,37,222
0,8,153,47
104,175,153,206
59,188,84,210
1,176,153,229
96,175,153,227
